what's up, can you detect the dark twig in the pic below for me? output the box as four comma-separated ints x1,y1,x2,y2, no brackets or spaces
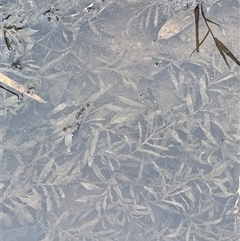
190,3,240,68
0,85,20,99
194,4,200,53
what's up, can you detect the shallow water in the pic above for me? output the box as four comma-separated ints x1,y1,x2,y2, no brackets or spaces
1,0,239,240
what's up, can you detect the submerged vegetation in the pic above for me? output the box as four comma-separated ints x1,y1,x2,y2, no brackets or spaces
1,0,239,240
190,3,240,68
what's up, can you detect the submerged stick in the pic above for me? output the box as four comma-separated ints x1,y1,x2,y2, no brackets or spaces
0,73,46,103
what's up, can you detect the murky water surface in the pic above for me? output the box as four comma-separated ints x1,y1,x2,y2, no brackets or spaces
1,0,239,240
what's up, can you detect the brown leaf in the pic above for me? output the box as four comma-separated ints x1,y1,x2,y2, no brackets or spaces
214,38,240,66
214,37,230,68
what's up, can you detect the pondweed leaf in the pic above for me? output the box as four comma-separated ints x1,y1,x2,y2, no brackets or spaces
80,182,101,191
38,159,55,182
112,183,124,201
198,75,209,107
162,199,185,211
137,148,160,157
75,195,99,204
10,189,42,210
64,133,73,152
91,164,108,183
167,69,180,92
185,93,194,113
143,186,158,200
167,219,183,238
90,128,99,157
51,186,62,208
118,96,145,108
144,142,169,151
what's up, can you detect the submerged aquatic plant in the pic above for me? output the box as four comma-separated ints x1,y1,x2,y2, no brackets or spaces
190,3,240,68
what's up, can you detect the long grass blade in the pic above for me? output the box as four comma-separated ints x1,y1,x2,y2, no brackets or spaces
189,30,210,57
214,38,240,66
201,4,220,27
214,37,230,68
194,4,200,52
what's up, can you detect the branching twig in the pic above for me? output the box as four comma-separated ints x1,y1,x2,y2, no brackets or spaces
190,3,240,68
